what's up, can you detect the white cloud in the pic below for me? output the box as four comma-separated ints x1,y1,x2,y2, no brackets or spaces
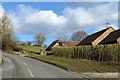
9,3,118,37
63,7,95,29
26,10,66,27
62,3,118,33
0,5,4,19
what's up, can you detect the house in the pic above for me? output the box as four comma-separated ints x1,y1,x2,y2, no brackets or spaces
46,40,79,51
99,29,120,45
77,27,115,46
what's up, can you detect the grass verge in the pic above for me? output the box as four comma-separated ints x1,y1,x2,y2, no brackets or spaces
5,50,20,55
27,53,119,73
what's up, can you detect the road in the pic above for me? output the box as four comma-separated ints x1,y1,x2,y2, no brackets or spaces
1,52,87,79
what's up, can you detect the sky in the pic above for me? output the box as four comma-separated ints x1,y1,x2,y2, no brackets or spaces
0,2,118,45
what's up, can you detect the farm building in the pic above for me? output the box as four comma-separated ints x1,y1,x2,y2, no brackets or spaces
99,29,120,45
46,27,119,51
77,27,115,46
46,40,79,51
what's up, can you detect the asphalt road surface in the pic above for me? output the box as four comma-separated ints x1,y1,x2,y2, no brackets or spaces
1,52,87,79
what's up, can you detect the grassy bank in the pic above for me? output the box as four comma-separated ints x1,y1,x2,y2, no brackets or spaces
17,45,43,53
28,53,119,73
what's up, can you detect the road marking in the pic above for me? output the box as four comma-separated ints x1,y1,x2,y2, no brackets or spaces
22,62,33,77
27,68,33,77
6,57,12,62
6,57,9,61
23,62,27,66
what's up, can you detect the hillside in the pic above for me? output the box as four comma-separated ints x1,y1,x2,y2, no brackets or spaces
17,45,44,53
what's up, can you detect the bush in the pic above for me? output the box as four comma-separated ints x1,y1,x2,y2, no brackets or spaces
52,47,74,58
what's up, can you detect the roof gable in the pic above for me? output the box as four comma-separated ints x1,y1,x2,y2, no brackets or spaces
77,27,115,46
46,40,79,51
99,29,120,44
45,39,61,51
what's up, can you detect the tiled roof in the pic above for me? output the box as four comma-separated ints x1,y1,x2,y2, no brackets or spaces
77,27,114,46
63,41,79,47
45,39,61,51
99,29,120,44
46,40,79,51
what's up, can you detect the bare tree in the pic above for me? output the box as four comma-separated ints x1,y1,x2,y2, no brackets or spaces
34,33,46,47
0,13,16,50
71,31,88,41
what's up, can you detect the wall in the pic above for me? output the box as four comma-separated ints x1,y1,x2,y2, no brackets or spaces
117,37,120,45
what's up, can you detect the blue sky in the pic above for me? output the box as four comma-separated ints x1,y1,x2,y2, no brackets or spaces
1,2,118,45
3,2,66,15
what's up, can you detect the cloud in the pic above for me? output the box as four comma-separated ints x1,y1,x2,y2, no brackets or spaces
9,3,118,37
63,7,95,31
63,3,118,33
11,5,67,36
0,5,4,18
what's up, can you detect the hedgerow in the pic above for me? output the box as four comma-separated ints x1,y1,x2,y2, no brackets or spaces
52,44,120,62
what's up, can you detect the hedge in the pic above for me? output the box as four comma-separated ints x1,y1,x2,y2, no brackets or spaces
52,44,120,62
